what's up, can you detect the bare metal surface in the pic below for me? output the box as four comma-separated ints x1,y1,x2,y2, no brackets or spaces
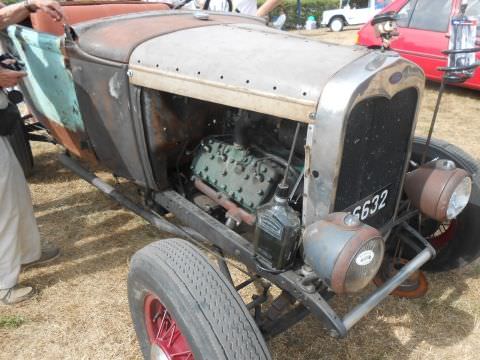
303,52,425,226
129,23,367,123
74,11,264,63
194,178,256,225
342,247,433,331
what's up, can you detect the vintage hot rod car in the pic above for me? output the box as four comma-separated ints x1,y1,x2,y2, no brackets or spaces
4,2,480,359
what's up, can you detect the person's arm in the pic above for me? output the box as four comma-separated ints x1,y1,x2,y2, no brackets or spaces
0,67,26,88
256,0,282,17
0,0,63,30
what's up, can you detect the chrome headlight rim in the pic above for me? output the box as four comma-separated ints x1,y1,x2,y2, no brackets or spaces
331,232,385,294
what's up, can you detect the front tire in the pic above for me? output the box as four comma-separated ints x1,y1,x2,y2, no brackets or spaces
128,238,271,360
410,137,480,271
329,17,344,32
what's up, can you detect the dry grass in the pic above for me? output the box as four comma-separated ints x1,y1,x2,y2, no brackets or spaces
1,28,480,360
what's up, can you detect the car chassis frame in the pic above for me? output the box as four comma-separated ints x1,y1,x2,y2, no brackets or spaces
59,152,436,339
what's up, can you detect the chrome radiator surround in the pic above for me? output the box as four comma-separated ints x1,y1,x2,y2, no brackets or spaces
303,51,425,229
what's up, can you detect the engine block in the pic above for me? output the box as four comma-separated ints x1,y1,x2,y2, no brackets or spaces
191,138,282,212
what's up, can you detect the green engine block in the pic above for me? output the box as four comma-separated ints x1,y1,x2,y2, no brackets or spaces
191,137,283,212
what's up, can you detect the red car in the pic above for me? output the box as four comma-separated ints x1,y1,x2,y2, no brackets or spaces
357,0,480,90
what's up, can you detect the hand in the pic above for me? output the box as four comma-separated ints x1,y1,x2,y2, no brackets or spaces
29,0,64,22
0,68,26,88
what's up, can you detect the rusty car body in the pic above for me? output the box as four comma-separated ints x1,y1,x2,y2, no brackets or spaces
4,2,480,359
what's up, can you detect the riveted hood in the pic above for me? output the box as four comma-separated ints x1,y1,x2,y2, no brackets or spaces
126,15,368,123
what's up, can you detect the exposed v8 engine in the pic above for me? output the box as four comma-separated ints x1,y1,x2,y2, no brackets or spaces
191,137,283,212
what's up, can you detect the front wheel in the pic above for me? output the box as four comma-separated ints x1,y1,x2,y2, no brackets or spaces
128,238,271,360
329,17,344,32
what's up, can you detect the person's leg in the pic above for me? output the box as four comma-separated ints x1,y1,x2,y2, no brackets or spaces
0,136,39,303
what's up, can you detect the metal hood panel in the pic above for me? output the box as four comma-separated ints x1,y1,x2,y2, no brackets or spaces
128,23,368,123
73,11,264,63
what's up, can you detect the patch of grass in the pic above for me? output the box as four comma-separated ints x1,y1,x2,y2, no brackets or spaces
0,315,26,329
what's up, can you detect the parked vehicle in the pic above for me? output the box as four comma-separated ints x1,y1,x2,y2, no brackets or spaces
321,0,392,31
357,0,480,90
4,2,480,359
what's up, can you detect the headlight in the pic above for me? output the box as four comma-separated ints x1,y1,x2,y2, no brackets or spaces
447,176,472,219
303,213,384,294
405,159,472,221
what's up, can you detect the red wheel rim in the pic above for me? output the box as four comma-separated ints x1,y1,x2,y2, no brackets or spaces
144,293,194,360
428,220,457,250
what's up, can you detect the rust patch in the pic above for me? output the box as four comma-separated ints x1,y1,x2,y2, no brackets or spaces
31,2,172,36
404,161,470,221
37,113,98,164
75,12,265,63
194,178,256,226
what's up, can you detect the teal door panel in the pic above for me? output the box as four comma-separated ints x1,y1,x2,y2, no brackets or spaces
7,25,84,132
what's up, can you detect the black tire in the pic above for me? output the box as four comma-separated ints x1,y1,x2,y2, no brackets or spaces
128,238,271,360
329,17,344,32
410,136,480,271
7,108,33,177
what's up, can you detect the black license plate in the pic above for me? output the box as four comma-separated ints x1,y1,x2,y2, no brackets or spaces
346,185,392,222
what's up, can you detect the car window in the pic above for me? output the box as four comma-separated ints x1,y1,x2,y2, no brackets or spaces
396,1,414,28
409,0,453,32
375,0,392,10
350,0,369,9
466,0,480,30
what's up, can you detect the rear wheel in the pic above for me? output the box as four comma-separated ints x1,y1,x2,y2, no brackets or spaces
329,17,344,32
410,137,480,271
7,108,33,177
128,238,271,360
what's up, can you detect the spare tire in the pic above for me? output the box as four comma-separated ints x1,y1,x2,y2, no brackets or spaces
410,137,480,271
7,107,33,177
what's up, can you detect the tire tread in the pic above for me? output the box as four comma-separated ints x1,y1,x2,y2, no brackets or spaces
130,239,270,360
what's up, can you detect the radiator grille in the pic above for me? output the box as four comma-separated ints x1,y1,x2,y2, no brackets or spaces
334,88,418,228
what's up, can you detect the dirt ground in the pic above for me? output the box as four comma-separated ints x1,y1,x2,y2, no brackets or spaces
1,28,480,360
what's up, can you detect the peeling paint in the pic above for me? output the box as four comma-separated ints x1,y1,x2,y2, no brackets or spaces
8,25,85,132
